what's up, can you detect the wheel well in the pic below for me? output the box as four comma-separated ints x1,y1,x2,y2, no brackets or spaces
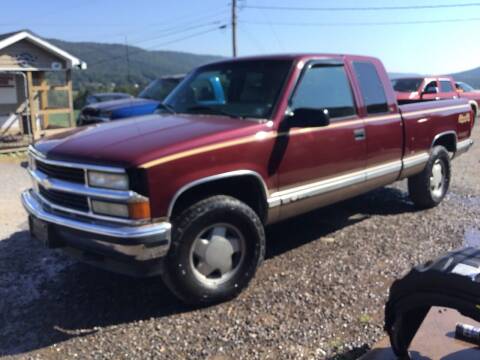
170,175,269,223
470,102,478,117
433,133,456,153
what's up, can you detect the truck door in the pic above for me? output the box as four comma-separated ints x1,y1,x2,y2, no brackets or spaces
350,61,403,180
272,61,367,220
421,80,441,101
438,79,458,100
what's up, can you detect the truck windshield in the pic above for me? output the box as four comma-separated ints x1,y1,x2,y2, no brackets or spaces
139,78,182,101
457,82,475,92
163,60,293,119
391,78,423,92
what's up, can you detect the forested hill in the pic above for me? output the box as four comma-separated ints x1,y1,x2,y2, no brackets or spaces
48,38,223,89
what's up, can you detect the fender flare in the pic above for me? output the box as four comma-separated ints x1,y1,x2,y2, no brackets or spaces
167,170,270,218
468,100,478,117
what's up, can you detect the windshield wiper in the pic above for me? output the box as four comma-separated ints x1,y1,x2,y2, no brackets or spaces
185,105,242,118
157,102,176,114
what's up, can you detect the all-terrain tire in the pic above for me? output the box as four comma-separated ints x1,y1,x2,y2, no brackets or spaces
161,195,265,305
408,146,451,209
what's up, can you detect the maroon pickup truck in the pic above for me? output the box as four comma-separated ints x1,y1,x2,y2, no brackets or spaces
22,54,474,304
392,75,480,119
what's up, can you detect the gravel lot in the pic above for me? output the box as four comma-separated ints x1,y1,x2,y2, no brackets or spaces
1,128,479,360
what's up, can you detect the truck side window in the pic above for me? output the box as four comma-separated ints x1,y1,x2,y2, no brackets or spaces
290,65,356,119
424,81,438,93
439,80,454,93
352,62,389,114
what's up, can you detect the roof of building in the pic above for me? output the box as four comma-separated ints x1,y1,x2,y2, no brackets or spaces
0,29,86,69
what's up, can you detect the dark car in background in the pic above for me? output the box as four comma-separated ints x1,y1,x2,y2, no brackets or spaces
85,92,133,105
77,74,184,126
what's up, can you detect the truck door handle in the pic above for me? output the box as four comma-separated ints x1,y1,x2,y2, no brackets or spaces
354,128,366,141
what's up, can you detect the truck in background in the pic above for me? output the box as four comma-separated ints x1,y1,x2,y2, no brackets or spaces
77,74,184,126
392,76,480,120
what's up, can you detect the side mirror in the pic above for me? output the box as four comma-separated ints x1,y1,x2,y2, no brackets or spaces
286,108,330,128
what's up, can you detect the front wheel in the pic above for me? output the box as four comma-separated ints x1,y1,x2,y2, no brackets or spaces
161,195,265,305
408,146,451,209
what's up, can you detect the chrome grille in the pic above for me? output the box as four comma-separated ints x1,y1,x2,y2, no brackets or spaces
81,107,100,117
27,146,146,225
35,159,85,184
39,185,89,212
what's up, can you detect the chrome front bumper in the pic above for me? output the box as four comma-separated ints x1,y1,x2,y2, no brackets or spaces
22,190,171,262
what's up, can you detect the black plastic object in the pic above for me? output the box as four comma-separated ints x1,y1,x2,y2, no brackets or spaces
385,247,480,358
455,323,480,345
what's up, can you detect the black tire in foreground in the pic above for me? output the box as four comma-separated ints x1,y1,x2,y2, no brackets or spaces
161,195,265,305
408,145,451,209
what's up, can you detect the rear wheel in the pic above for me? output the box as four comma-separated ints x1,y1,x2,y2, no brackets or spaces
408,146,451,209
161,195,265,304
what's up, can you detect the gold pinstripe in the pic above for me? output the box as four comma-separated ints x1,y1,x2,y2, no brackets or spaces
139,133,277,168
139,105,466,169
401,104,470,117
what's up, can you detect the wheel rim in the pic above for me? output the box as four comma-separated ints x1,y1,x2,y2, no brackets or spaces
430,159,445,199
189,223,246,287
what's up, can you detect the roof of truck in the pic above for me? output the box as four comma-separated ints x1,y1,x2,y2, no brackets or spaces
201,53,379,66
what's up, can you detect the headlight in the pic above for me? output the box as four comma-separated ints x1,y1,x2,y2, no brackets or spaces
91,199,151,220
88,171,129,190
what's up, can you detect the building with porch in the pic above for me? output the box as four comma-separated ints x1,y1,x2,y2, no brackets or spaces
0,30,86,147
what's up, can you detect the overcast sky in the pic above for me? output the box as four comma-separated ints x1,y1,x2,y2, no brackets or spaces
2,0,480,74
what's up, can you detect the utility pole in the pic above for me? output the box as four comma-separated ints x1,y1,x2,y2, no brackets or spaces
231,0,237,57
125,36,131,84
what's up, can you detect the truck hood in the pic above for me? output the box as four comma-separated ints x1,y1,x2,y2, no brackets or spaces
34,114,261,167
86,97,159,112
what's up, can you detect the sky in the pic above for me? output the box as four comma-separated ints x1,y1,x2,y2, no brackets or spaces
2,0,480,74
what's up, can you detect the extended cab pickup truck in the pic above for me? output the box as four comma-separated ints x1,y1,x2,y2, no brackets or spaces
392,76,480,119
22,54,474,304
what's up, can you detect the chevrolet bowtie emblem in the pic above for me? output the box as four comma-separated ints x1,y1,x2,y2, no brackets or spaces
43,179,52,189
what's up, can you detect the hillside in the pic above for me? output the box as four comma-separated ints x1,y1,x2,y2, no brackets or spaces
47,38,480,91
48,39,223,90
451,66,480,89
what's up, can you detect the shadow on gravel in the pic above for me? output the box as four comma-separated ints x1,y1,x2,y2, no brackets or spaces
0,186,414,357
266,186,415,259
0,230,191,356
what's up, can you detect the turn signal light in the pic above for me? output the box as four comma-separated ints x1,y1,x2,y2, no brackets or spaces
128,200,151,220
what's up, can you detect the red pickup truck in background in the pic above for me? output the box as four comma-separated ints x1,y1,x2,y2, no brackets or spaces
392,76,480,120
22,54,474,304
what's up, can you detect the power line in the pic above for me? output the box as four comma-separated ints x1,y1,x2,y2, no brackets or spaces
240,17,480,27
131,21,223,46
243,2,480,11
88,25,227,68
77,20,224,57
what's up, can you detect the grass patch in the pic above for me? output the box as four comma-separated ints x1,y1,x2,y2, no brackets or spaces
358,314,372,324
47,110,80,128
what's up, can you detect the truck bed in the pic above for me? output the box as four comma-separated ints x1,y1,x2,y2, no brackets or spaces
399,98,472,157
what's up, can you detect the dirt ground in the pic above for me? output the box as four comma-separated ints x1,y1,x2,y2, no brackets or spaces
0,127,479,359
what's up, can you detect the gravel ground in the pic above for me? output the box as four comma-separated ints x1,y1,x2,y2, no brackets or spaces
0,128,479,360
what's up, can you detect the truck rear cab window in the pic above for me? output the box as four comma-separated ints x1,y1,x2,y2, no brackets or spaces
290,65,356,119
439,80,454,93
352,62,389,114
